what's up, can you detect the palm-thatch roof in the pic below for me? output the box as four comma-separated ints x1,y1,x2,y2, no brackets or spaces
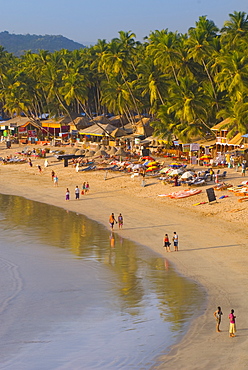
92,115,110,124
79,123,117,136
109,115,129,127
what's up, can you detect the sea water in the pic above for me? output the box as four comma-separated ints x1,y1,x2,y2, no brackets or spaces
0,194,205,369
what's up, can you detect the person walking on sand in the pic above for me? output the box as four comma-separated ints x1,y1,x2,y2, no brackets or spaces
28,158,33,167
85,181,90,194
172,232,178,251
214,306,223,332
37,165,42,173
229,309,236,337
109,213,117,229
75,185,80,200
51,170,55,181
118,213,123,229
241,161,246,177
82,182,86,195
65,188,70,201
163,233,171,252
54,174,58,186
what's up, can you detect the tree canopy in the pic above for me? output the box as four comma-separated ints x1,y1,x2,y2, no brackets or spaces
1,12,248,142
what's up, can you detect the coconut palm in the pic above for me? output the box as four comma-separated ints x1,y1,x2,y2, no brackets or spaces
221,11,248,47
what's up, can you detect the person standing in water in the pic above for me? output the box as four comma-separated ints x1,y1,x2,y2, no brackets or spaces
213,306,223,332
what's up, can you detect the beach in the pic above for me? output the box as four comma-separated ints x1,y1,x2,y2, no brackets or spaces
1,143,248,369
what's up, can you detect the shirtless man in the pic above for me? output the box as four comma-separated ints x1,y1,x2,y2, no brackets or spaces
213,306,223,332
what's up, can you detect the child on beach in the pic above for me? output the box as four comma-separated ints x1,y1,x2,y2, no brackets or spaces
163,234,171,252
118,213,123,229
85,182,90,194
54,174,58,186
65,188,70,201
82,182,86,195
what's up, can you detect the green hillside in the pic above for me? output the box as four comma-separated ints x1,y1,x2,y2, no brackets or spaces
0,31,85,56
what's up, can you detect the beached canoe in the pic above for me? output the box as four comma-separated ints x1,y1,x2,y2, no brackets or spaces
158,189,202,199
172,189,202,198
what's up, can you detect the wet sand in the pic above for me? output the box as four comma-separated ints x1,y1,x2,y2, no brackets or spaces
1,143,248,369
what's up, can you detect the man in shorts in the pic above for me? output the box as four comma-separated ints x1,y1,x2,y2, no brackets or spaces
213,306,223,332
172,232,178,251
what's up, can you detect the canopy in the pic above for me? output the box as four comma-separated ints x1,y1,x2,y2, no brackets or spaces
181,171,194,179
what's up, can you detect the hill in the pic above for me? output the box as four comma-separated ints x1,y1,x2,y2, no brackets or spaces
0,31,85,56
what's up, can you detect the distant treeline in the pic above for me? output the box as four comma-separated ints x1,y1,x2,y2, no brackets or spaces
0,11,248,142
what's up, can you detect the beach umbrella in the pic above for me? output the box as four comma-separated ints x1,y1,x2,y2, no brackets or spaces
200,155,212,160
133,164,144,170
94,150,108,157
169,169,183,176
108,146,117,155
85,150,95,157
169,162,181,168
142,156,155,161
181,171,194,179
94,144,101,151
160,167,170,174
147,161,158,167
115,147,127,156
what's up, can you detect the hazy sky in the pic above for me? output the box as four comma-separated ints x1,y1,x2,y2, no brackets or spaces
2,0,248,45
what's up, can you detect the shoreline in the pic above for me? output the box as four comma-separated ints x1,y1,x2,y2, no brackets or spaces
1,144,248,369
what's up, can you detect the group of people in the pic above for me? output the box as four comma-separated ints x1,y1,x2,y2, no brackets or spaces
65,182,90,201
214,306,237,337
109,213,123,229
163,232,179,252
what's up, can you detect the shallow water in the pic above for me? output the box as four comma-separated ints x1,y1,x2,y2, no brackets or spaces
0,194,205,369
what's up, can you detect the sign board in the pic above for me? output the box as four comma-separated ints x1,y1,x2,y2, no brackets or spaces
190,143,200,151
182,144,191,152
206,188,216,203
28,130,37,137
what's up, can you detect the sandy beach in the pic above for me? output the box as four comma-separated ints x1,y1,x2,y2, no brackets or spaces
1,143,248,369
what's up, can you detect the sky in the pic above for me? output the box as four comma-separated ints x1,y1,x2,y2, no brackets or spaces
1,0,248,46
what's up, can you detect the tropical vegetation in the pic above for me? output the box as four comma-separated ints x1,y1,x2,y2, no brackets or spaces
1,11,248,142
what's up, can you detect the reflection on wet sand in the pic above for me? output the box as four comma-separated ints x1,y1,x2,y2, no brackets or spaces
0,194,205,369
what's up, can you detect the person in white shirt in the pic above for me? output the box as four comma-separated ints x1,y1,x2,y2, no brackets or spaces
172,232,178,251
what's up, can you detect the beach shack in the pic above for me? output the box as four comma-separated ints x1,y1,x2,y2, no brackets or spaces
3,117,41,144
79,123,117,144
211,118,243,153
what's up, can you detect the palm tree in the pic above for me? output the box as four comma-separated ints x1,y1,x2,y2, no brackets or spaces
215,50,248,102
147,29,181,86
221,11,248,47
187,16,219,101
152,76,212,142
